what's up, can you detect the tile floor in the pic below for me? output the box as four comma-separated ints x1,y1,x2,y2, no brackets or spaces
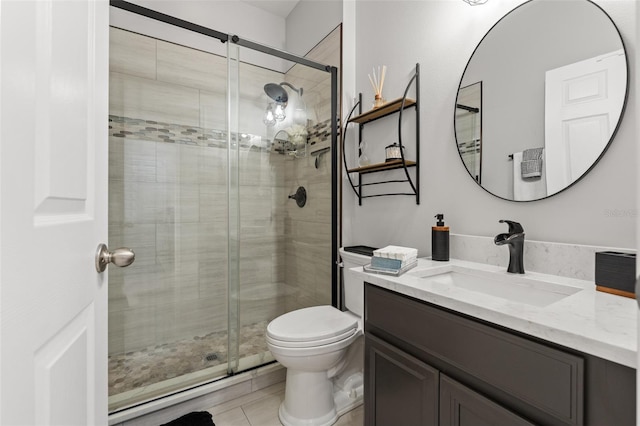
206,382,364,426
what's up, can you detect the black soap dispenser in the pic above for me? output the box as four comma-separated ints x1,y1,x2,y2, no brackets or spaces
432,214,449,261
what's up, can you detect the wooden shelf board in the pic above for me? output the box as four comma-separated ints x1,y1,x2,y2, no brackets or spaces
347,160,416,174
348,98,417,125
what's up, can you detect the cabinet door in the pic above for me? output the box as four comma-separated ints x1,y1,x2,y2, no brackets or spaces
365,334,438,426
440,375,535,426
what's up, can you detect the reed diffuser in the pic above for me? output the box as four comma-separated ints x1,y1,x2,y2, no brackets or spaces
368,65,387,109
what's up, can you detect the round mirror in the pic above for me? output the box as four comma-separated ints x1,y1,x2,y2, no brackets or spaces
455,0,628,201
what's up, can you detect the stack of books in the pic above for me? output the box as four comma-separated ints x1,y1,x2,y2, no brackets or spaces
363,245,418,276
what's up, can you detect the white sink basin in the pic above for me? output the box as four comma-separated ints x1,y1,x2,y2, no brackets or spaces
410,266,582,307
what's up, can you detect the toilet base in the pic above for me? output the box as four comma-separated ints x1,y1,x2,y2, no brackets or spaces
278,391,363,426
278,369,363,426
279,402,337,426
278,369,337,426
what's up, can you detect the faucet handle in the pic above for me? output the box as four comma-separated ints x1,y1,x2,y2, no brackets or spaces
499,219,524,234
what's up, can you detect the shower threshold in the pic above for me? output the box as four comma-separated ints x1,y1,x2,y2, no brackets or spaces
108,361,282,425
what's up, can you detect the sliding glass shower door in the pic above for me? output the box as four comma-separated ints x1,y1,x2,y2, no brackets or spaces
108,26,233,410
107,18,338,413
227,40,338,374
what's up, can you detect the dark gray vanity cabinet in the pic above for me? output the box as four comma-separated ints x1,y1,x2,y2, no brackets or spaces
365,333,438,425
364,283,636,426
439,375,534,426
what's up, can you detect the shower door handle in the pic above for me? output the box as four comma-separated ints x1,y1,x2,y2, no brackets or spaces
95,243,135,273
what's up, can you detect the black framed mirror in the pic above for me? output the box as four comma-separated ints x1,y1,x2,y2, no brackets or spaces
454,0,628,202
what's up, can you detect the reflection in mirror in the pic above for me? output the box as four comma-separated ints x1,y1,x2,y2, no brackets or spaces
456,82,482,183
454,0,628,201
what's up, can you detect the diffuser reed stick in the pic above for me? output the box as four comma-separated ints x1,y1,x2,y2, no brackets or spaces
368,65,387,108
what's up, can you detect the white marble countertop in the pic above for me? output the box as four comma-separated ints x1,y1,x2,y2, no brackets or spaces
355,258,637,369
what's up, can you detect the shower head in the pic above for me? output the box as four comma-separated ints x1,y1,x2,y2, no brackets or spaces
264,83,289,104
263,82,305,127
263,82,304,104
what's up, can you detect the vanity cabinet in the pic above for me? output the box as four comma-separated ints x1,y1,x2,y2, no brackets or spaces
364,283,636,426
439,375,534,426
366,333,438,425
342,64,420,205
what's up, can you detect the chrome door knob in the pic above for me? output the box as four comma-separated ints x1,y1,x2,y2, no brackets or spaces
95,243,135,273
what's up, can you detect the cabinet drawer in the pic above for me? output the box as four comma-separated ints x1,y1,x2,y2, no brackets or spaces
365,284,584,425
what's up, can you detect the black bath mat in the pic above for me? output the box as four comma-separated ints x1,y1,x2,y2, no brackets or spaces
160,411,215,426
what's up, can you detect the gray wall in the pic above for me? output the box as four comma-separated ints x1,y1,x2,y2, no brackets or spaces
343,0,637,252
286,0,343,56
110,0,289,72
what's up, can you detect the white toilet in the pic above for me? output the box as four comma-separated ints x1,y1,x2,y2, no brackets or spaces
266,247,371,426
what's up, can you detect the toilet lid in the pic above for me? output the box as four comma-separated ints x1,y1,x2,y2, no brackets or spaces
267,306,358,346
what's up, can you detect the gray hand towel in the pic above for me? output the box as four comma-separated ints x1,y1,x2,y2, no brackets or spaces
521,148,544,179
522,147,544,161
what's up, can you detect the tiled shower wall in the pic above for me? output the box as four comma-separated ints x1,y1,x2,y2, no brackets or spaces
108,26,339,355
281,27,340,313
108,27,287,355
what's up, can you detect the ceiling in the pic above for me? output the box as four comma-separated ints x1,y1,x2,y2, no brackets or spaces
243,0,300,18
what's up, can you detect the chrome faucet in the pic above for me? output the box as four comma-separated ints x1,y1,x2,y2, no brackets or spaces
494,220,525,274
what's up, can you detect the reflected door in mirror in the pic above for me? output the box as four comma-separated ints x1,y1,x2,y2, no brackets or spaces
545,49,626,195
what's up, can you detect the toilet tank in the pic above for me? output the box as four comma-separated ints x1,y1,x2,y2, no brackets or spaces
339,247,374,317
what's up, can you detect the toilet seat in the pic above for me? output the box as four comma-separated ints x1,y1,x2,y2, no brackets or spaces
267,327,357,349
267,306,358,348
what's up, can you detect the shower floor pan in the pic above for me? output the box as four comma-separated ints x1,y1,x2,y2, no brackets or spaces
108,320,270,406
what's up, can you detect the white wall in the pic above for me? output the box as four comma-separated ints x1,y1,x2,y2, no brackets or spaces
286,0,343,56
110,0,289,72
341,0,357,249
343,0,637,253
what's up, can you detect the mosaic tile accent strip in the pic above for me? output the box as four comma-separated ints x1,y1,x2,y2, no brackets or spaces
109,115,338,154
109,115,270,151
457,138,481,155
108,321,269,396
307,118,336,146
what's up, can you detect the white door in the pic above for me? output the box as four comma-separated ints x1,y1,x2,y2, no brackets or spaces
0,1,109,425
637,3,640,421
545,49,626,196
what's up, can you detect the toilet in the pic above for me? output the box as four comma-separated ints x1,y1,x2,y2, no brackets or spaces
266,247,371,426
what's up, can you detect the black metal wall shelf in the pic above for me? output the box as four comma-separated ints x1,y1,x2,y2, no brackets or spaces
348,98,417,125
347,159,417,175
343,63,420,205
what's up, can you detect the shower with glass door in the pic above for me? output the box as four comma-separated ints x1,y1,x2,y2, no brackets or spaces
107,1,339,413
